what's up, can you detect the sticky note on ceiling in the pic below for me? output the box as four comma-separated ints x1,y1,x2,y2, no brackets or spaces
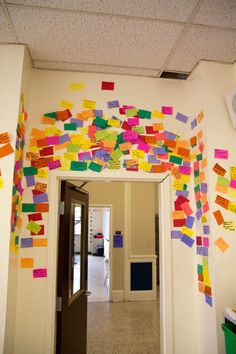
162,106,173,115
60,100,74,110
101,81,115,90
70,82,85,91
175,112,188,123
152,110,164,119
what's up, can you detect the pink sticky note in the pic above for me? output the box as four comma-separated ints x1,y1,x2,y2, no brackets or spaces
178,166,191,175
180,201,193,216
214,149,228,160
230,180,236,189
203,237,209,247
155,132,166,141
162,106,173,115
48,160,61,170
46,136,59,145
33,268,47,278
194,161,200,171
195,190,201,201
137,141,150,153
128,118,139,126
202,202,209,214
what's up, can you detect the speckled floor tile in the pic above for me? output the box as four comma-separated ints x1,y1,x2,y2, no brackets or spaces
87,300,160,354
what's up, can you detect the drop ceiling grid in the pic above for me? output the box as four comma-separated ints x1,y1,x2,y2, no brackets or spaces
0,3,17,42
7,5,184,69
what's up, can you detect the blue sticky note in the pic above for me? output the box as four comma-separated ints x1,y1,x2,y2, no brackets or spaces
181,234,194,248
58,134,70,144
191,118,197,129
107,100,120,109
171,231,182,239
21,238,33,248
165,131,177,140
205,295,212,307
148,155,159,164
185,216,195,229
33,193,48,204
175,112,188,123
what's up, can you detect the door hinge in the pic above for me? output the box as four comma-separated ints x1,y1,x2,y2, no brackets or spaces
59,201,65,215
56,296,62,312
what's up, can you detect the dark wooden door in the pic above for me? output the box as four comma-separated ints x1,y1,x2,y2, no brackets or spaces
56,181,89,354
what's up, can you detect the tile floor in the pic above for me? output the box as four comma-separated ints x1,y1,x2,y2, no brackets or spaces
88,255,109,302
87,300,160,354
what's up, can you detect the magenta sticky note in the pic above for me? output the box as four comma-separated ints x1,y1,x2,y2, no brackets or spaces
214,149,228,160
178,166,191,175
137,141,150,153
33,268,47,278
230,179,236,189
162,106,173,115
203,237,209,247
128,118,139,126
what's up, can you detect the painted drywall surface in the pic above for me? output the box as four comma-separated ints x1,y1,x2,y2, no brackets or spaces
130,182,155,255
13,68,200,354
0,45,26,354
188,62,236,354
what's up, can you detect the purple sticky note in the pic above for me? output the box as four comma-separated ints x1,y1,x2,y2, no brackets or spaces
33,193,48,204
191,118,197,130
165,131,177,140
185,216,195,229
78,152,92,161
203,225,210,234
93,109,103,117
196,209,203,220
21,238,33,248
113,235,123,248
176,190,189,198
183,161,191,167
205,295,212,307
58,134,71,145
162,106,173,115
181,234,194,248
26,175,35,187
201,183,208,193
171,230,182,239
153,147,166,155
175,112,188,123
33,268,47,278
70,118,84,127
107,100,120,109
48,160,61,170
148,155,160,164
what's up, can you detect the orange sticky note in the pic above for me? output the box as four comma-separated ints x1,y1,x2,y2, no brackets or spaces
197,129,203,141
214,237,229,253
215,195,230,209
0,132,10,144
153,123,164,131
0,143,14,158
177,147,190,158
31,128,46,139
215,184,228,194
36,203,49,212
213,163,226,176
20,258,34,268
41,116,56,125
33,238,48,247
197,111,204,123
201,158,207,169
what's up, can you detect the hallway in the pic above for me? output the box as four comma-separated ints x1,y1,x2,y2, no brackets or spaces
87,300,160,354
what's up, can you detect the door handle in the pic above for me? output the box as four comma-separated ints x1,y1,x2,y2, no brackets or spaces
85,291,92,296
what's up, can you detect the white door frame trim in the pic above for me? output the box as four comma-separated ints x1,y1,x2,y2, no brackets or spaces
44,171,173,354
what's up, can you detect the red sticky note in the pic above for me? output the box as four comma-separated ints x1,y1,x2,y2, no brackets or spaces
173,219,186,227
180,201,193,216
31,225,45,235
196,236,202,246
28,213,43,222
39,146,54,157
101,81,115,90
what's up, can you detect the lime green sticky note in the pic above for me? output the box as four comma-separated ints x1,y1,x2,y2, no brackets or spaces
67,144,80,153
103,133,117,142
169,155,182,165
111,149,123,161
23,166,38,176
217,176,230,187
64,123,77,131
89,162,103,172
132,126,145,134
126,108,137,117
95,130,110,140
26,221,41,234
93,117,108,129
22,204,36,212
70,161,87,171
138,109,151,119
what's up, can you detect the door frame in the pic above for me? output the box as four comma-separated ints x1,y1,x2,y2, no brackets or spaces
45,171,173,354
88,204,113,302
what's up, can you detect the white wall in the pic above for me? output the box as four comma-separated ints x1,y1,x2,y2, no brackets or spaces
0,45,29,354
188,61,236,354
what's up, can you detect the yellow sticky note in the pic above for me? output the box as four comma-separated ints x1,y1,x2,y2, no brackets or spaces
138,161,152,172
229,188,236,199
228,202,236,213
60,160,71,171
70,82,85,91
82,99,96,109
0,176,4,189
201,215,208,224
64,152,77,161
131,149,145,159
108,160,121,170
37,169,48,179
80,127,88,135
181,226,194,237
20,258,34,268
108,118,120,128
230,167,236,180
179,174,190,184
60,100,74,110
81,140,92,151
223,221,235,231
152,110,164,119
172,180,184,191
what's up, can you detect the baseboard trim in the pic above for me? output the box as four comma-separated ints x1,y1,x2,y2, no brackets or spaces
111,290,124,302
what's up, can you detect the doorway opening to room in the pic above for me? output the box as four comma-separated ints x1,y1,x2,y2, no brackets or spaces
88,206,111,302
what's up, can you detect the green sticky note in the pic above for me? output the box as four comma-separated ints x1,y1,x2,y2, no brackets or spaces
196,200,202,209
95,130,110,140
217,176,230,187
194,170,199,177
12,185,17,195
183,184,188,191
22,204,36,212
26,221,41,234
23,166,38,176
169,155,182,165
197,153,203,161
197,264,203,274
93,117,108,129
15,236,19,246
138,109,151,119
111,149,123,161
117,133,125,144
67,144,80,153
70,161,87,171
44,112,57,118
132,126,145,134
103,133,117,142
64,123,77,131
88,162,102,172
126,108,137,117
194,184,200,193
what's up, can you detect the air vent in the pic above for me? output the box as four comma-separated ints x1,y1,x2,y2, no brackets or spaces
160,71,189,80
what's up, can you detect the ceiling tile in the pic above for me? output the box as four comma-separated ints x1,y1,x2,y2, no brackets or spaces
7,5,184,69
34,60,160,77
0,4,17,42
166,25,236,72
7,0,198,22
192,0,236,29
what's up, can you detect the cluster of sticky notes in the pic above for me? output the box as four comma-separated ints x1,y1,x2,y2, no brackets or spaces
0,133,14,158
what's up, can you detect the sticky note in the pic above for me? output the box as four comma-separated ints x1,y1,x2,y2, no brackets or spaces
213,210,224,225
230,167,236,179
213,163,226,176
33,193,48,204
0,132,10,144
107,100,119,109
181,226,194,237
82,100,96,109
26,175,35,187
108,160,121,169
35,203,49,212
214,149,228,160
214,237,229,253
138,109,151,119
20,258,34,268
172,180,185,191
23,166,38,176
26,221,42,235
89,161,103,172
0,143,14,158
21,238,33,248
175,112,188,123
33,238,48,247
70,161,87,171
37,169,48,179
64,123,77,131
101,81,114,90
60,100,74,110
162,106,173,115
0,176,4,188
108,118,120,128
33,268,47,278
48,160,61,170
70,82,85,91
215,195,230,209
181,234,194,247
28,213,43,222
223,221,235,231
22,203,36,212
